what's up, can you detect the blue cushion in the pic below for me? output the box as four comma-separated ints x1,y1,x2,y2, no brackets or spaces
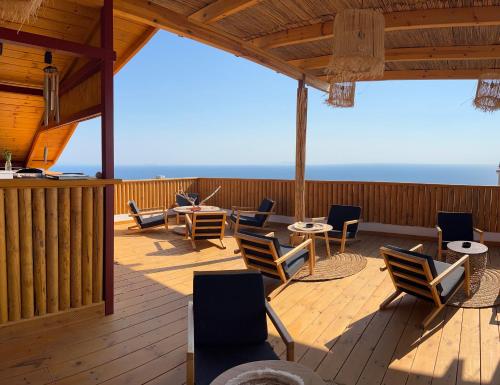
255,198,274,225
327,205,361,233
437,212,474,243
128,200,143,225
195,342,279,385
140,215,165,229
230,213,261,227
279,245,309,278
193,270,267,347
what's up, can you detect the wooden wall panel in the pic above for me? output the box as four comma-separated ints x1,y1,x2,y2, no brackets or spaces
114,178,500,233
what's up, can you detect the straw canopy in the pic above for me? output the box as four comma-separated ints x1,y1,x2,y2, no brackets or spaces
327,9,385,82
325,82,356,108
473,74,500,112
0,0,43,24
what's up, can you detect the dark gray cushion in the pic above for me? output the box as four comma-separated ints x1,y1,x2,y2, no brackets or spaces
327,204,361,234
279,245,309,278
193,270,267,347
128,200,143,225
255,198,274,226
175,193,200,207
327,230,356,239
230,213,261,227
438,212,474,243
195,342,279,385
433,260,465,303
140,215,165,229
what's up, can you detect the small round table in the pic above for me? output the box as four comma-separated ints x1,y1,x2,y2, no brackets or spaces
211,360,326,385
288,222,333,264
446,241,488,292
172,205,221,235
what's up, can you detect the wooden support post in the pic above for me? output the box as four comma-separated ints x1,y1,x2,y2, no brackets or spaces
102,0,115,315
82,187,93,305
70,187,82,308
46,188,59,313
33,188,47,316
5,189,21,321
0,189,8,323
93,187,104,303
19,188,34,319
58,188,70,311
294,79,308,221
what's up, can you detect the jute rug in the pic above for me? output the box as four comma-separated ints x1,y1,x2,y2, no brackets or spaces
293,252,367,282
448,267,500,308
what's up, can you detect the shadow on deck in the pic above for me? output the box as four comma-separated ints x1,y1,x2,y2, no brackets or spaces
0,223,498,385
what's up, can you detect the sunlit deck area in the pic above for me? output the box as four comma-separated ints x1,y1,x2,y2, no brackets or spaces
1,223,498,385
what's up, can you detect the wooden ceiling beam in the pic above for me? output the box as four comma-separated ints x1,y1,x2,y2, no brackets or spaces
114,26,158,72
251,6,500,49
319,69,500,81
0,83,43,96
188,0,261,23
112,0,329,92
289,45,500,70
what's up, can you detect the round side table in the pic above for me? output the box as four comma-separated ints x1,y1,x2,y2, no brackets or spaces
211,360,326,385
288,222,333,264
446,241,488,292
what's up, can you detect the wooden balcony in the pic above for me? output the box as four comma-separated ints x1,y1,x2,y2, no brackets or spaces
0,222,498,385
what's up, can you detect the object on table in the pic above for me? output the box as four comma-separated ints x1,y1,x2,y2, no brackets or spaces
379,244,470,329
45,172,89,180
14,168,44,178
185,211,227,250
127,200,175,232
436,211,484,261
312,204,361,253
0,171,14,179
234,230,313,300
229,198,276,232
186,270,293,385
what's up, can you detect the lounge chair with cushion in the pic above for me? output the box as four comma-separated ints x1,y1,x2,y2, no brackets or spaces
234,230,313,300
187,270,294,385
313,204,362,253
175,193,200,224
127,200,174,232
380,244,470,329
229,198,275,232
436,211,484,261
185,211,227,250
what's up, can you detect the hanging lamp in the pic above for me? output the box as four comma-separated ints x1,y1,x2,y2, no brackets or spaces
473,74,500,112
325,82,356,108
0,0,43,24
43,51,60,126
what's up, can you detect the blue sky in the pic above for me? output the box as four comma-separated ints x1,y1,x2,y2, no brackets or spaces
58,30,499,166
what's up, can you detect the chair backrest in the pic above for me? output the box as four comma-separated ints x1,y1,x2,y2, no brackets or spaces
128,200,143,226
380,245,441,305
191,211,226,240
176,193,200,207
255,198,275,226
437,211,474,242
234,230,286,282
193,270,268,347
327,204,362,233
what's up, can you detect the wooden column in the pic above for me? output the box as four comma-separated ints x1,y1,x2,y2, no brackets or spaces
70,187,82,308
294,79,308,221
0,190,8,323
5,189,21,321
46,188,59,313
82,187,93,305
19,188,34,318
101,0,115,315
58,188,70,311
33,188,47,316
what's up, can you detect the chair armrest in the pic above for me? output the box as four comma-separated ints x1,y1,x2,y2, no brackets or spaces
231,206,254,211
274,239,312,265
436,226,442,238
429,255,469,287
473,228,485,244
238,210,275,215
265,232,275,237
409,244,424,252
187,301,194,385
265,302,294,361
342,219,359,237
312,217,327,223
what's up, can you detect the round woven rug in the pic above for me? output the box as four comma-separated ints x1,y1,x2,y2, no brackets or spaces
293,252,367,282
448,268,500,308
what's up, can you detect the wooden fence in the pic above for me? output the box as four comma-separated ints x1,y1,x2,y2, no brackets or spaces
115,178,500,233
0,183,104,324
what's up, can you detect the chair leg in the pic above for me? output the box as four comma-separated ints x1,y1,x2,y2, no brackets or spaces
219,239,226,249
267,281,290,301
340,236,346,254
190,239,197,250
422,305,444,329
380,290,401,310
176,213,180,225
186,352,194,385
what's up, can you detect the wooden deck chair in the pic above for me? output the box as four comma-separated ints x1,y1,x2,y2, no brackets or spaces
127,200,174,232
436,211,484,261
380,244,470,329
234,230,313,300
313,204,361,253
229,198,276,232
185,211,227,250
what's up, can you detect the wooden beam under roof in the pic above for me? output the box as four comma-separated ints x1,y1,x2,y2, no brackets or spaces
111,0,329,92
251,6,500,49
319,69,500,81
289,45,500,70
188,0,261,23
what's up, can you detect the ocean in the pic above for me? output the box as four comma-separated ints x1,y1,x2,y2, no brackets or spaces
53,164,499,186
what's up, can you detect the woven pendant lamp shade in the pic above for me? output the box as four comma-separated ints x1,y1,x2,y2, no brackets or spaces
0,0,43,24
325,82,356,108
473,74,500,112
327,9,385,82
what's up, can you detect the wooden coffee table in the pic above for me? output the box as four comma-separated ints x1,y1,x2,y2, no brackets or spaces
446,241,488,292
288,222,333,263
211,360,326,385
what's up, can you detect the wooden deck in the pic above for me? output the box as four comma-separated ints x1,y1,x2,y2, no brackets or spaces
0,223,498,385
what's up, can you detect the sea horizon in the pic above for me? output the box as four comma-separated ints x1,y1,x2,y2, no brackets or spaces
52,163,500,186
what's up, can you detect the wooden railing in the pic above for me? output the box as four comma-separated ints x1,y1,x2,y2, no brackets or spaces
0,180,111,325
115,178,500,233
